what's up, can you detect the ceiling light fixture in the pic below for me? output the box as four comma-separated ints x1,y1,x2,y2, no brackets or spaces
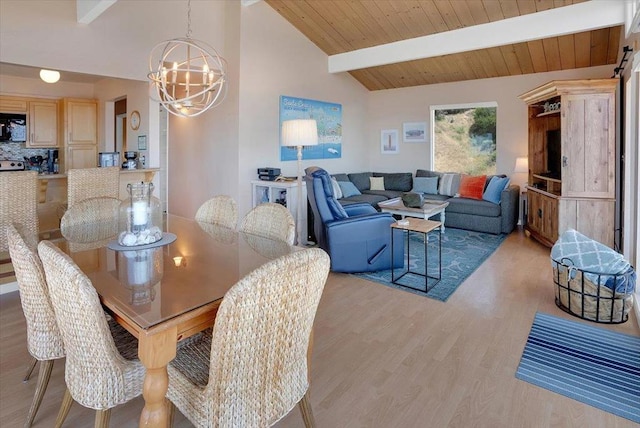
39,69,60,84
147,0,227,118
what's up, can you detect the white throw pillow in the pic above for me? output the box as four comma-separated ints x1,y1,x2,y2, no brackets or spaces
331,177,343,199
370,176,385,191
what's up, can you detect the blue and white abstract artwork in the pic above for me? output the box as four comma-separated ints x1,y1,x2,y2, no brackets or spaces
279,95,342,161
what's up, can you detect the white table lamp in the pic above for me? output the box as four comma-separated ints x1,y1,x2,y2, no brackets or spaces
282,119,318,245
514,156,529,186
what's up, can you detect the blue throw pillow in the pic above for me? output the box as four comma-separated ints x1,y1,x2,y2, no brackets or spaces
483,176,510,204
412,176,439,195
338,181,361,198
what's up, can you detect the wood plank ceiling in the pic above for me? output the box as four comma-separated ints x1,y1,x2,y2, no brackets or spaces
265,0,622,90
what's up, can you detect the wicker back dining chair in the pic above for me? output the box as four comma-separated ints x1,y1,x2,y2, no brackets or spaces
6,224,64,427
67,167,120,208
195,195,238,229
37,240,145,428
1,170,38,253
239,203,296,245
60,197,120,252
167,247,330,428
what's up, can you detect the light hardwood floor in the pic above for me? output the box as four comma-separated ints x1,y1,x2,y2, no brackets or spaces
1,230,638,427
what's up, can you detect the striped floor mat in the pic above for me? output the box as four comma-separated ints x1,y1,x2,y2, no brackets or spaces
516,312,640,423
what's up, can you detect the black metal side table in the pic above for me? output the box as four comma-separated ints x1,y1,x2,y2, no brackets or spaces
391,218,442,293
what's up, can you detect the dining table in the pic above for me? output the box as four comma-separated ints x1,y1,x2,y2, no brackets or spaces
58,214,300,427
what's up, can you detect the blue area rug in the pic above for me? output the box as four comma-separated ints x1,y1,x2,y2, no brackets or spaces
354,228,507,301
516,312,640,423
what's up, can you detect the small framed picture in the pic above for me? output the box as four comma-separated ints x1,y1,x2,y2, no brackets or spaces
381,129,399,154
137,135,147,151
403,121,427,143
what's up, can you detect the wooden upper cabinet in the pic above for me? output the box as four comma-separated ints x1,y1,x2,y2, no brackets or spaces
64,99,97,145
0,96,28,113
28,100,58,147
561,93,615,198
60,98,98,171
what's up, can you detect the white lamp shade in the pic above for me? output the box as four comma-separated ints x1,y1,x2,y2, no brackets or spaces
39,69,60,83
514,156,529,173
282,119,318,147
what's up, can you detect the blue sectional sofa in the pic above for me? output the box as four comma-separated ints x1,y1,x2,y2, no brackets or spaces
328,170,520,235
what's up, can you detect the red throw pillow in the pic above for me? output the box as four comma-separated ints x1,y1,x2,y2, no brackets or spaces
458,175,487,200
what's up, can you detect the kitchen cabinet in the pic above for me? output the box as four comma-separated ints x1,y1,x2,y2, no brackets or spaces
59,98,97,171
519,79,617,248
28,100,58,147
0,95,28,113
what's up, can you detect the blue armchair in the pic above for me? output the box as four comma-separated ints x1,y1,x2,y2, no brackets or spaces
305,167,404,273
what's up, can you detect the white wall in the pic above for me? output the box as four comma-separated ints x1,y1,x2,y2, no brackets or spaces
367,65,613,191
0,74,94,99
0,0,224,82
235,1,370,218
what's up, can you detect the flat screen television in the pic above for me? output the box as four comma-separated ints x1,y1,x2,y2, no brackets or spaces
546,129,561,180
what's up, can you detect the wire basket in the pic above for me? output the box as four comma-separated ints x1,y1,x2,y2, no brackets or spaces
552,257,635,324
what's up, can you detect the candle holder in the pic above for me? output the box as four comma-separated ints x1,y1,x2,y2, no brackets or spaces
118,182,162,246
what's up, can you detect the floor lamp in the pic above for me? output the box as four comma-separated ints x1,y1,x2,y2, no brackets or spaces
281,119,318,245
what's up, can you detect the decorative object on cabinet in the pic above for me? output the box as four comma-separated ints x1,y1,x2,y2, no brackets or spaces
402,122,427,143
39,69,60,84
519,79,617,248
130,110,140,130
147,0,226,118
281,119,318,245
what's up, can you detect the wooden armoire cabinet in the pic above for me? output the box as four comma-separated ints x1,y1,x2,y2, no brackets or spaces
519,79,617,248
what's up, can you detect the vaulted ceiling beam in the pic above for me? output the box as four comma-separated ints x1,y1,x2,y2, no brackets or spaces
328,1,625,73
76,0,117,24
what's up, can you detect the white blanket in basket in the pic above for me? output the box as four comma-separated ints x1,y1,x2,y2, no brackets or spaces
551,229,634,292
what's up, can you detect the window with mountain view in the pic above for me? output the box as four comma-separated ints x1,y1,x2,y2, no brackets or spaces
430,103,497,175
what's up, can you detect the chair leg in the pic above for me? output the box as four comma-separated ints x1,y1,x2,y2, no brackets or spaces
23,358,38,382
54,388,74,428
168,401,176,428
94,409,111,428
298,390,316,428
25,359,54,427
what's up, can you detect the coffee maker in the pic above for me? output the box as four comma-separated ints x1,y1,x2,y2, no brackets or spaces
46,149,59,174
122,151,138,170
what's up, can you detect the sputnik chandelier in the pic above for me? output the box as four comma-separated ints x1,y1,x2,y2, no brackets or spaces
148,0,227,118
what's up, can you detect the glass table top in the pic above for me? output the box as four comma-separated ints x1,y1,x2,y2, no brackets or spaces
59,214,299,329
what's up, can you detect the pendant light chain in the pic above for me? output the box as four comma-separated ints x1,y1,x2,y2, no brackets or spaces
186,0,192,39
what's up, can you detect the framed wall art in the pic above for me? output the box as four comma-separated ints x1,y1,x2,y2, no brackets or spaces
381,129,399,154
403,121,427,143
279,95,342,161
137,135,147,150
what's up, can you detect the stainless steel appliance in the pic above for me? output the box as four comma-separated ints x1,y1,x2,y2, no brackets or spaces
46,149,59,174
122,151,137,170
99,152,120,167
0,159,26,171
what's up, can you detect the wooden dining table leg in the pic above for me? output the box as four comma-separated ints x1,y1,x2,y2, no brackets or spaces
138,326,177,428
